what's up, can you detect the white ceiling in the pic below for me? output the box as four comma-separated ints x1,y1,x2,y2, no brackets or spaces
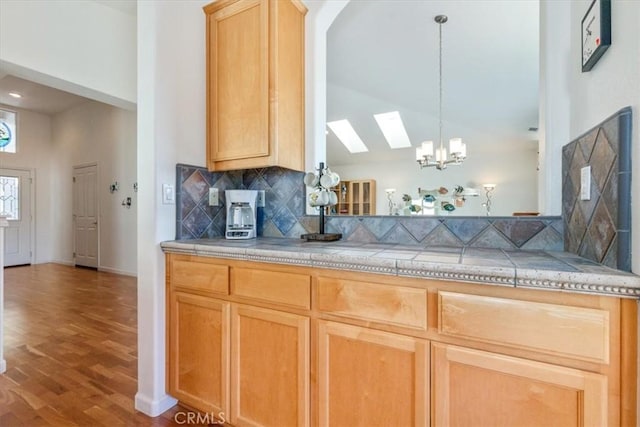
326,0,540,165
1,0,538,152
0,1,136,116
0,75,92,115
93,0,137,16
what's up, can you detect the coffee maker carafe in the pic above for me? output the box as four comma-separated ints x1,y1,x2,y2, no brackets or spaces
225,190,258,239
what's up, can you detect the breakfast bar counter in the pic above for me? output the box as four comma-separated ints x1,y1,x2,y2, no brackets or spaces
161,237,640,298
161,237,638,426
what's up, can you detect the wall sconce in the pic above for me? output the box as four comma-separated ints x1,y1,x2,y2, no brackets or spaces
109,182,119,193
385,188,396,215
482,184,496,216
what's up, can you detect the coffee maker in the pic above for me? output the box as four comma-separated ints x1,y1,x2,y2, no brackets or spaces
225,190,258,239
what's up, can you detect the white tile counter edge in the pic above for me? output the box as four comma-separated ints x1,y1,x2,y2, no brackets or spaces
160,238,640,298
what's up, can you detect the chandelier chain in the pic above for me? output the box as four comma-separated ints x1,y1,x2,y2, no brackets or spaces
438,17,443,155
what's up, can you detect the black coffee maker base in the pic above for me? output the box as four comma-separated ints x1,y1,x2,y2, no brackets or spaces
300,233,342,242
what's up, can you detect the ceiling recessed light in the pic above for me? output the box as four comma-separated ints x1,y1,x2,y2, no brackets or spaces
374,111,412,149
8,92,22,98
327,119,368,153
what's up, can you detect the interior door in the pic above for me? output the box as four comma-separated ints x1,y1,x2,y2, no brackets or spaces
0,168,32,266
73,164,98,268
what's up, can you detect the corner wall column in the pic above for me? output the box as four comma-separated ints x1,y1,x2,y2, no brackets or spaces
0,216,9,373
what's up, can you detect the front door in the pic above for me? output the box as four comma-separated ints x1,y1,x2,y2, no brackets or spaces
73,164,98,268
0,168,32,266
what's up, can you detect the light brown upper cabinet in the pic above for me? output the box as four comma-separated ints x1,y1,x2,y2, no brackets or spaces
204,0,307,172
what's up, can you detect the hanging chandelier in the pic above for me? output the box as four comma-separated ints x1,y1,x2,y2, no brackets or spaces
416,15,467,170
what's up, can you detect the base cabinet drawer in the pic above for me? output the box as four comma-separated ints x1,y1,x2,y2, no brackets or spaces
171,256,230,295
431,343,607,427
318,277,427,330
317,321,428,427
438,291,610,363
232,267,311,309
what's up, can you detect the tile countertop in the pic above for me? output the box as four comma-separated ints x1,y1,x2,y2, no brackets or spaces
160,237,640,299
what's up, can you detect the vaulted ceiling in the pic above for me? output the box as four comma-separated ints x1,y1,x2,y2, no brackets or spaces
326,0,539,165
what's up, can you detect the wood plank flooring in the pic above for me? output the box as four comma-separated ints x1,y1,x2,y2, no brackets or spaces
0,264,201,427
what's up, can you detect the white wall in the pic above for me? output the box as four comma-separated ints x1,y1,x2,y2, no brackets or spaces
335,141,538,216
538,0,570,216
0,0,138,274
136,0,208,416
567,0,640,274
304,0,349,172
51,101,138,275
0,101,137,274
0,0,136,109
0,106,54,263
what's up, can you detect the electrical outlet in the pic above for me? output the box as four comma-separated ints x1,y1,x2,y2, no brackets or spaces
580,166,591,201
209,188,219,206
257,190,265,207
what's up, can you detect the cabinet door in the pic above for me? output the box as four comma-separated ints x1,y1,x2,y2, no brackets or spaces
347,180,375,216
168,292,230,415
208,0,269,163
432,343,607,427
231,305,310,427
360,180,373,215
318,321,428,427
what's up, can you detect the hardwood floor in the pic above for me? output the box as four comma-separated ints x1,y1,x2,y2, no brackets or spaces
0,264,202,427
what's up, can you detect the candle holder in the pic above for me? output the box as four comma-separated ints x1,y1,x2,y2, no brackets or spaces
482,184,496,216
385,188,396,215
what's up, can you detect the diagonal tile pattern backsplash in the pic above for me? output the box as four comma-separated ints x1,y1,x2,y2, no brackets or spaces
562,107,632,271
176,164,563,250
176,164,304,239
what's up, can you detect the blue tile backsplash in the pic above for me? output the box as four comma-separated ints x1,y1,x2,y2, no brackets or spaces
176,164,563,250
562,107,632,271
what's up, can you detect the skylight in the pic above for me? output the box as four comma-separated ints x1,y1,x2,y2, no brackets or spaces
327,119,368,153
373,111,412,149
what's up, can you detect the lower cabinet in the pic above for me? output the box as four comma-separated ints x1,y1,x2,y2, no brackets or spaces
166,254,636,426
317,321,429,427
168,292,230,416
431,343,607,427
231,305,310,427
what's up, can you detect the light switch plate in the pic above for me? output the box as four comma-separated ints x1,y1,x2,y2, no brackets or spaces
162,184,175,205
209,188,219,206
580,166,591,201
257,190,265,207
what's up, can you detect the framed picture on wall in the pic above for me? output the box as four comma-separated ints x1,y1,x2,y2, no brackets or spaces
0,108,17,153
581,0,611,72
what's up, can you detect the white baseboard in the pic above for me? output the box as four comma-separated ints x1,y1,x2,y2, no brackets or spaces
99,266,137,277
51,259,75,266
135,392,177,417
0,359,6,374
36,260,136,277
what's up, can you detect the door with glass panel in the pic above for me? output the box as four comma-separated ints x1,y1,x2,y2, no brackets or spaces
0,168,32,266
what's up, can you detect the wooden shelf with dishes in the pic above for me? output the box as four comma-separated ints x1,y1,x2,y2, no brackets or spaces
329,179,376,216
